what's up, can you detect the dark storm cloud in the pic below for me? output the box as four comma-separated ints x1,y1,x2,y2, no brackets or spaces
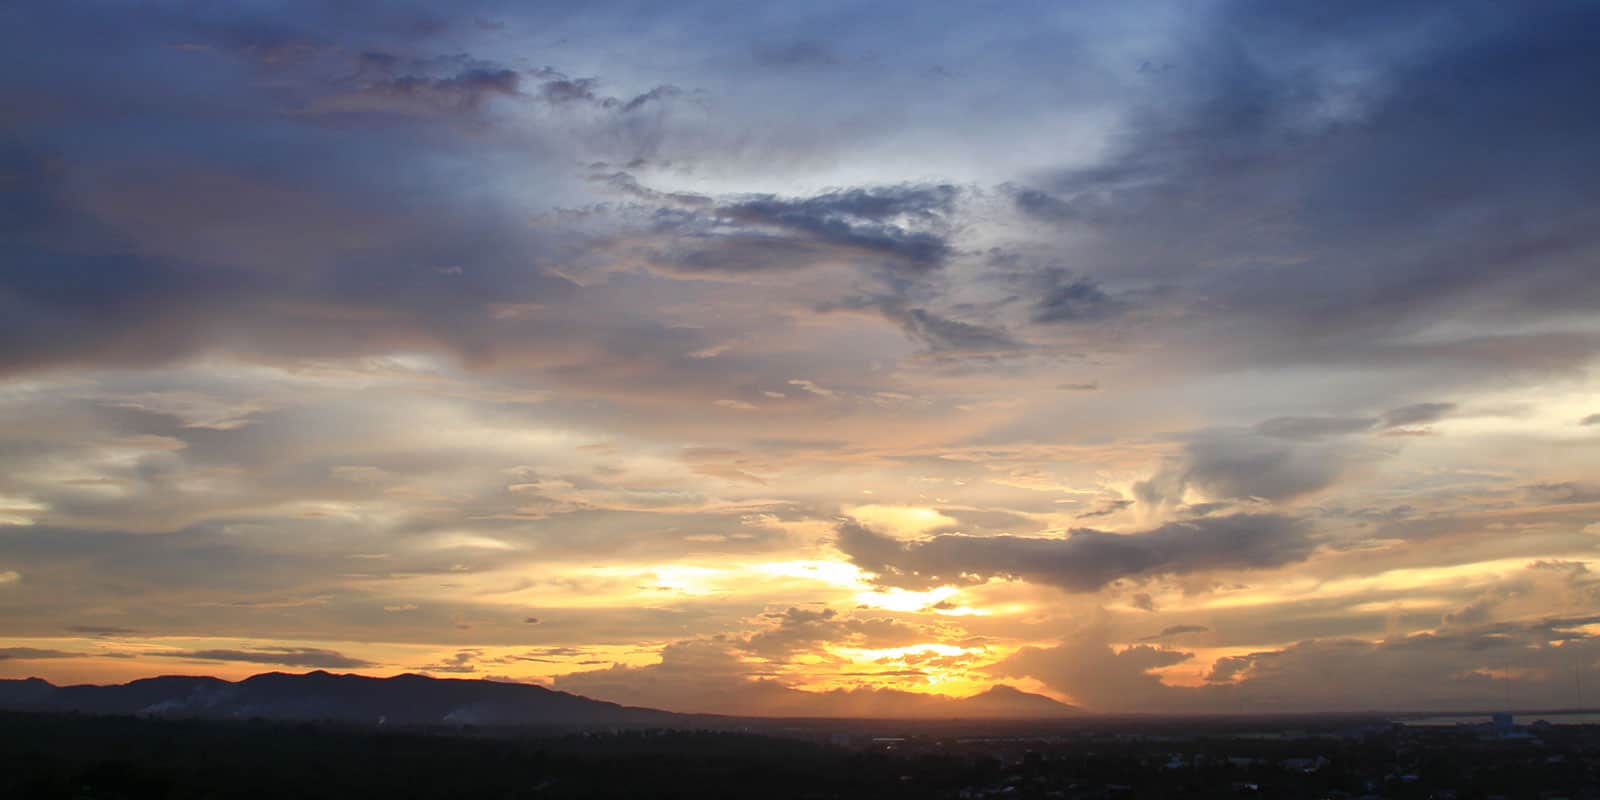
0,4,705,381
31,0,1596,391
835,514,1314,593
0,85,577,378
0,170,579,378
1014,1,1600,373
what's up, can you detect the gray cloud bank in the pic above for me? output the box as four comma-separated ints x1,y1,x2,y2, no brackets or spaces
836,515,1315,593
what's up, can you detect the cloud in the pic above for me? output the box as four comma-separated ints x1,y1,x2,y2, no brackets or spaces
740,607,927,661
1199,621,1600,712
593,171,712,208
1036,563,1600,713
154,647,375,669
990,622,1191,711
552,635,1062,718
752,41,840,69
1523,482,1600,506
537,76,599,105
548,603,975,715
1134,430,1357,506
835,514,1315,593
1254,416,1377,441
517,647,589,659
1075,499,1132,519
552,638,776,714
1138,624,1209,642
1028,269,1126,325
637,184,961,277
1011,2,1600,375
1143,405,1451,509
680,446,786,485
307,62,523,116
0,133,575,379
825,296,1020,355
419,649,481,674
301,51,685,122
1009,187,1078,224
531,71,683,114
2,0,1599,716
0,647,80,661
732,185,960,224
888,307,1020,354
996,610,1600,713
66,625,140,637
1379,402,1456,429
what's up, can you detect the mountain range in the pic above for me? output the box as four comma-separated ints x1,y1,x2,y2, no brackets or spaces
0,672,1077,726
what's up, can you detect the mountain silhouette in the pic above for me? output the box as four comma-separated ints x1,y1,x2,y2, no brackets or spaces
0,671,683,727
948,685,1080,718
0,672,1079,724
756,683,1079,719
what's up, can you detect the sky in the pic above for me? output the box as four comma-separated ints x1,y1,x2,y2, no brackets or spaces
2,0,1599,716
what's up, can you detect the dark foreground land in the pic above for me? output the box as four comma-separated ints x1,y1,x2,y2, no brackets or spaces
4,712,1600,799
